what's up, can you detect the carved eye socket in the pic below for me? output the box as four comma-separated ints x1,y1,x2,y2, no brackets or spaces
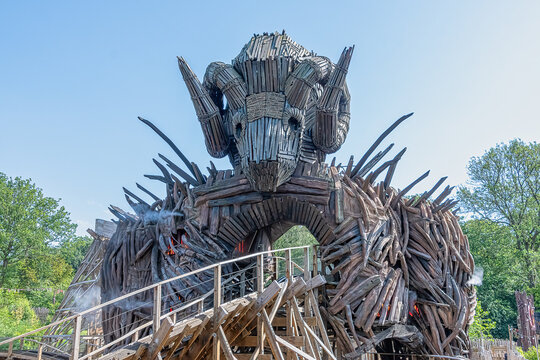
288,117,300,131
235,122,243,138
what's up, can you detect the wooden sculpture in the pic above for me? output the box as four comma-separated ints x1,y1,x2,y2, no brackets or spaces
101,32,476,357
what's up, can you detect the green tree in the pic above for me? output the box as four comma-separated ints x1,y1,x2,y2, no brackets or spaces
517,346,539,360
458,140,540,291
462,219,519,338
0,290,39,339
468,301,497,340
59,235,93,270
0,173,76,288
273,225,318,276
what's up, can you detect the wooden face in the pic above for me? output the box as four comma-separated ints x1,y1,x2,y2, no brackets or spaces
233,92,304,192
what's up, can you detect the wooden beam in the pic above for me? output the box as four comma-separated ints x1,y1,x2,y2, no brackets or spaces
217,326,238,360
261,309,285,360
276,335,315,360
234,335,305,347
214,264,222,360
146,317,173,360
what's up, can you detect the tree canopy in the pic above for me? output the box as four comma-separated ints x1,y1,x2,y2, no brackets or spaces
458,140,539,289
0,173,83,288
0,172,93,338
458,139,540,338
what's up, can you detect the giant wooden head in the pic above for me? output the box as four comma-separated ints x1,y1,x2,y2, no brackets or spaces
179,32,353,191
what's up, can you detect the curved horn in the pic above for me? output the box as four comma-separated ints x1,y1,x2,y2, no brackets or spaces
313,46,354,153
284,56,332,109
178,57,229,158
203,62,247,111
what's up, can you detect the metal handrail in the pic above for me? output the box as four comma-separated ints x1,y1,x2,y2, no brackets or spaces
0,245,312,359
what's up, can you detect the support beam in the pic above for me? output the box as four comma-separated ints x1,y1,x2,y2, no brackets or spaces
214,264,222,360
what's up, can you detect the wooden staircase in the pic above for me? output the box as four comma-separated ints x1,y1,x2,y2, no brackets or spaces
0,246,335,360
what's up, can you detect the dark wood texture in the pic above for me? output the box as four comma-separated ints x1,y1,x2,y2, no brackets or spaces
100,32,476,358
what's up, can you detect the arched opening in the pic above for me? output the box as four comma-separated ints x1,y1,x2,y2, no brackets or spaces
272,225,317,279
216,197,335,256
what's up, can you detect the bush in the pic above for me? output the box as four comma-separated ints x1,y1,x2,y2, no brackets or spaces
0,290,39,339
468,300,496,340
517,346,538,360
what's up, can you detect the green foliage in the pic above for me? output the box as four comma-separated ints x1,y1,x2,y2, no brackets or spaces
458,140,540,291
468,300,496,340
273,225,318,249
517,346,539,360
459,140,540,338
462,219,519,337
273,225,317,254
273,225,318,277
0,172,77,288
0,172,93,337
59,235,93,270
0,290,39,338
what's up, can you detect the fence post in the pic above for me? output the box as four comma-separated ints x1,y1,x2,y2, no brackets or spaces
275,255,280,280
285,248,293,358
304,247,312,314
257,253,265,354
71,315,82,360
303,247,311,351
153,284,162,333
198,299,204,313
213,264,222,360
285,248,292,281
240,270,246,297
312,245,319,299
37,343,43,360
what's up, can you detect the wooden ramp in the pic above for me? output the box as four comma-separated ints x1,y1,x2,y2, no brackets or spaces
0,246,335,360
102,275,331,360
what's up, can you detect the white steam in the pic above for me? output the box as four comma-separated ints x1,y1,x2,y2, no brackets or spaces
466,266,484,286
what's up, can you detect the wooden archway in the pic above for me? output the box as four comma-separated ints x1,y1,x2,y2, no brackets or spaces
216,196,335,250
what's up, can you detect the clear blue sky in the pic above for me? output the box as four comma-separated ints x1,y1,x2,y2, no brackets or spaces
1,1,539,235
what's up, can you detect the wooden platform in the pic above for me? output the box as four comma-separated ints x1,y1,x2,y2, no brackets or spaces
100,274,332,360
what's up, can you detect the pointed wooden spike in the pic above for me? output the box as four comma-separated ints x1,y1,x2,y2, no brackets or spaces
411,176,447,206
345,155,354,177
144,174,168,184
392,170,430,206
136,183,160,202
124,194,148,216
433,185,454,206
108,206,125,221
355,143,395,179
138,116,196,176
170,174,188,196
152,159,174,185
158,153,199,187
351,113,413,177
109,205,137,221
367,147,407,185
191,161,206,185
123,187,150,207
383,147,407,188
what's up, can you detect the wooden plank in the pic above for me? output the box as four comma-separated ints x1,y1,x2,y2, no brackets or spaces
235,355,272,360
261,309,285,360
146,317,174,359
276,335,315,360
234,336,305,347
217,326,238,360
214,265,222,360
291,298,317,360
273,317,316,327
